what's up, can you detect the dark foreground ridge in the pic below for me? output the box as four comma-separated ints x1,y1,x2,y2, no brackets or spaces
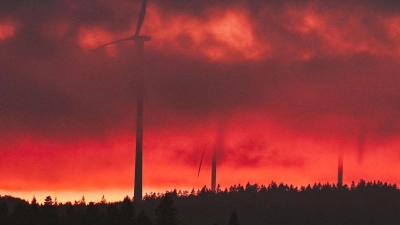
1,180,399,225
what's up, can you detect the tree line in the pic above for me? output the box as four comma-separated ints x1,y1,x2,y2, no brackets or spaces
1,180,399,225
0,193,181,225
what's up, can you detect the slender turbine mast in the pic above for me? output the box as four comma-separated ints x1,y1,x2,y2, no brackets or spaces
212,124,225,192
338,153,343,187
95,0,150,202
211,147,217,192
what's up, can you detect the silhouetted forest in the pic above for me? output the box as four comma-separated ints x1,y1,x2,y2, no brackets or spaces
1,180,400,225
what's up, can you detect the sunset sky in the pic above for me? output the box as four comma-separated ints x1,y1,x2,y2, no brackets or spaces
2,0,400,203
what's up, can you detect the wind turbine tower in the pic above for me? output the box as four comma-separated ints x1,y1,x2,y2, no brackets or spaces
338,153,343,187
212,124,225,192
95,0,151,202
211,148,216,192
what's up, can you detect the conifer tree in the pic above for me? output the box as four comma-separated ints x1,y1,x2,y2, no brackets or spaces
28,196,40,225
155,193,179,225
120,196,134,225
42,196,58,225
80,196,86,205
100,195,107,204
44,196,53,206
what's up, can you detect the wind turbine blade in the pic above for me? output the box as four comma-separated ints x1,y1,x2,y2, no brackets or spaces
197,150,205,177
135,0,148,36
93,36,135,51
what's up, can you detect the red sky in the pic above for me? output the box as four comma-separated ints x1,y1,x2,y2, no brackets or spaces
2,0,400,203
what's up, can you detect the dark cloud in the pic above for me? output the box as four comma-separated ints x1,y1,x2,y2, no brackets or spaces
151,0,400,18
223,138,265,168
0,0,58,12
362,0,400,13
153,0,242,15
148,56,256,115
2,25,400,143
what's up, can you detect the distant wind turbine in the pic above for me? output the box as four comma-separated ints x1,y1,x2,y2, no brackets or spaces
338,152,343,187
212,145,217,192
197,124,225,192
197,146,218,192
94,0,151,202
337,127,367,187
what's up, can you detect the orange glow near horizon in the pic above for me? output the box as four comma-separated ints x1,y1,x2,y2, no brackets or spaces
2,113,400,203
2,138,400,204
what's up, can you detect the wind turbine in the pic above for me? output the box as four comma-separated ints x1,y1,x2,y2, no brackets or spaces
95,0,151,202
197,124,225,192
211,146,217,192
197,146,218,192
338,153,343,187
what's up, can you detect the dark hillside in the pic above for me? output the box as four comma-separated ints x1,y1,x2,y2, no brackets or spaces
1,181,400,225
137,181,400,225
